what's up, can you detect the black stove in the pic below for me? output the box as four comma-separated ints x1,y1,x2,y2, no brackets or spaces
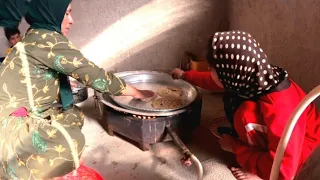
97,94,202,151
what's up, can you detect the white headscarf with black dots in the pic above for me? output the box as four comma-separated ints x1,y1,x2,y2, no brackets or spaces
210,30,288,98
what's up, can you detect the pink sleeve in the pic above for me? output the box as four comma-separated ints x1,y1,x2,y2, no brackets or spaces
231,99,306,180
183,70,224,92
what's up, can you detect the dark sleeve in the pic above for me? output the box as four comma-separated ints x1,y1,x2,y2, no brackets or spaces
35,31,126,95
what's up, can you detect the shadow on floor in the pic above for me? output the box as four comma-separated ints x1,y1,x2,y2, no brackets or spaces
191,125,238,166
84,145,169,180
78,96,101,121
80,95,239,179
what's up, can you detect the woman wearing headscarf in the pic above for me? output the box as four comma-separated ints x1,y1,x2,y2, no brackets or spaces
0,0,26,28
0,0,153,179
171,31,320,180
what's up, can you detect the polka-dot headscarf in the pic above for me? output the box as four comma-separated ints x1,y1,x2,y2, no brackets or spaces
208,30,288,98
207,31,289,136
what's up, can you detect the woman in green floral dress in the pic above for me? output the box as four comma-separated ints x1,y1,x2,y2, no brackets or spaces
0,0,154,179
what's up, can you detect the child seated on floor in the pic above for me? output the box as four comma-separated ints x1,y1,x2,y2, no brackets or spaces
171,31,320,180
4,27,21,55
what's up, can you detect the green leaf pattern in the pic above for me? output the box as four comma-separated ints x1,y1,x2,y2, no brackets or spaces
32,131,47,153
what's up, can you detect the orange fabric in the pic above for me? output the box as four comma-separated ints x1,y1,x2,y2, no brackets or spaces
5,47,11,55
189,60,209,72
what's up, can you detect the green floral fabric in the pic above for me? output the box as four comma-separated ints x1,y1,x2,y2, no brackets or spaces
0,28,126,179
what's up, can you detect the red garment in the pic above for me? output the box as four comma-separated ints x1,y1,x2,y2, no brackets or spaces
183,70,320,180
183,70,224,92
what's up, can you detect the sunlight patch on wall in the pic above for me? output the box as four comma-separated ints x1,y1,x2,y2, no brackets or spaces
80,0,208,68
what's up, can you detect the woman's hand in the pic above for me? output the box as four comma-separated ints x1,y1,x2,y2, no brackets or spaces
171,68,185,80
219,134,236,153
134,90,155,100
121,84,155,100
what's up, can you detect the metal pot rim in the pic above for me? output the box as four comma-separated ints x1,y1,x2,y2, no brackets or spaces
98,92,200,117
111,70,199,112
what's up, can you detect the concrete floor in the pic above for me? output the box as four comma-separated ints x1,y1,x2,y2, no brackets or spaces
79,90,238,180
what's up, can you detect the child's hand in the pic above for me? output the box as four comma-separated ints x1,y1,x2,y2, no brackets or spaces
219,134,235,153
171,68,185,79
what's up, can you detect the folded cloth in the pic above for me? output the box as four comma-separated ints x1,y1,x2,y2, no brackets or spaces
10,107,28,117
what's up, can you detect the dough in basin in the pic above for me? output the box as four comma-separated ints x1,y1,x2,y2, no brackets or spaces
151,97,184,110
157,87,183,98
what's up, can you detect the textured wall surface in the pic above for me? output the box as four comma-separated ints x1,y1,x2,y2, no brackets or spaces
227,0,320,94
0,29,6,57
0,0,318,103
0,0,228,68
68,0,228,72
